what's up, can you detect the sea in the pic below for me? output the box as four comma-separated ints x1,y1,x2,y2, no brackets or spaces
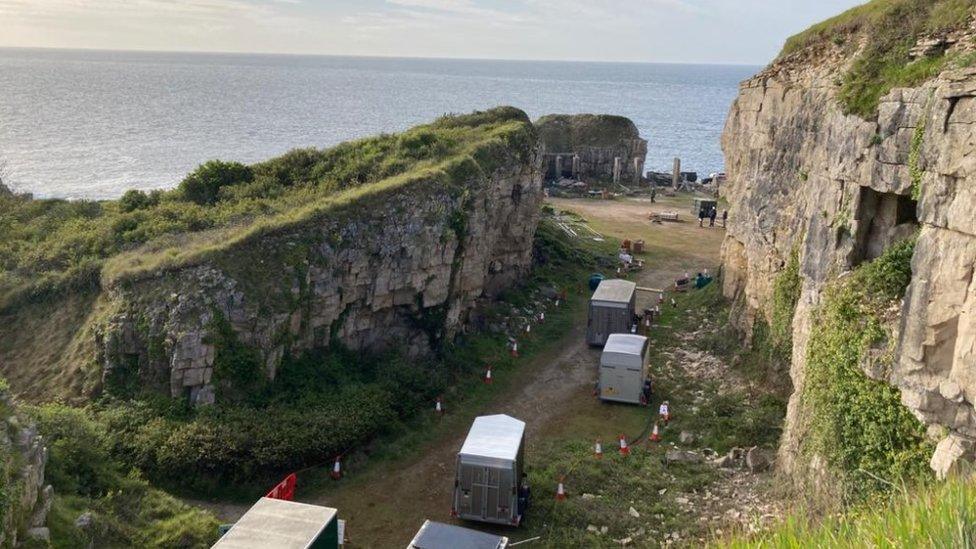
0,48,759,200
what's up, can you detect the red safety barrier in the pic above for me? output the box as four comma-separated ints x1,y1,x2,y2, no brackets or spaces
266,473,297,501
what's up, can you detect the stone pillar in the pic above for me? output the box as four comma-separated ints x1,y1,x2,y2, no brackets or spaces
572,155,580,179
613,157,622,184
672,157,681,189
633,157,644,184
554,155,563,180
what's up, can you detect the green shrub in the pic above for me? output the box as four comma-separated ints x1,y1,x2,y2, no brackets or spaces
178,160,254,206
118,189,159,213
801,238,930,500
205,310,267,400
25,403,219,548
96,343,452,486
26,403,121,497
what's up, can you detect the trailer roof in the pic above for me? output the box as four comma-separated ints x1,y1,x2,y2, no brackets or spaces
408,520,509,549
212,498,336,549
459,415,525,462
604,334,647,356
591,279,637,304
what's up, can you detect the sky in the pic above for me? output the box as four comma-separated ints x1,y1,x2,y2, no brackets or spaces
0,0,866,65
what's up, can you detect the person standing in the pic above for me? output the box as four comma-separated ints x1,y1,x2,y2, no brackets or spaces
722,209,728,227
709,206,717,227
659,401,671,423
517,473,531,519
650,185,657,203
698,207,705,227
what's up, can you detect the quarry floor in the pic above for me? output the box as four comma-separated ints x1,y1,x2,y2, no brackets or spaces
194,194,782,546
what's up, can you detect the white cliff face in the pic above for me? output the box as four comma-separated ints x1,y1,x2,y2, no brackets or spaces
99,151,543,405
722,43,976,478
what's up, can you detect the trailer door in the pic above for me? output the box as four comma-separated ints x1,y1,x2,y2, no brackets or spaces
484,467,510,522
457,462,482,518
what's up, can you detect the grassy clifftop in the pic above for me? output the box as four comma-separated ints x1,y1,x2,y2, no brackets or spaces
0,107,534,310
778,0,976,118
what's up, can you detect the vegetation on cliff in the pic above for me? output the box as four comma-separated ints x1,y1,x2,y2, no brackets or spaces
27,404,219,548
800,238,932,501
534,114,640,150
781,0,976,118
724,476,976,548
39,212,615,496
0,107,534,310
770,248,802,363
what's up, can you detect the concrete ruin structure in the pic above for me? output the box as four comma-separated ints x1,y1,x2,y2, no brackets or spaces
535,114,648,185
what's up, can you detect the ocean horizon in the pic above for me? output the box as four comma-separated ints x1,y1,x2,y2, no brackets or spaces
0,47,759,199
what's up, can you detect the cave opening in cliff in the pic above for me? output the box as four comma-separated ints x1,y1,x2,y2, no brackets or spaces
851,187,918,266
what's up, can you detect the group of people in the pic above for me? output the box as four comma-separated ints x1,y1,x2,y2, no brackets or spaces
698,205,727,228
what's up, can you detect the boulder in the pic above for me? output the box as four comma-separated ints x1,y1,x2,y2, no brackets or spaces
75,511,94,530
746,447,772,473
930,434,976,479
26,528,50,543
679,431,696,444
665,449,702,465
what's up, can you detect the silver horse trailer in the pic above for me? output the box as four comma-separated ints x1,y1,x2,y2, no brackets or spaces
599,334,650,405
587,279,637,347
452,415,526,527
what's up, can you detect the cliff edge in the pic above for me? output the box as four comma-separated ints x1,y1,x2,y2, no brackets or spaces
721,0,976,492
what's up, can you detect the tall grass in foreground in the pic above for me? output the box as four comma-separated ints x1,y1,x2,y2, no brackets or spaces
722,477,976,548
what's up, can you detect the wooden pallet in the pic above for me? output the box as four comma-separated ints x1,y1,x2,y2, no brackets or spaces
650,211,680,222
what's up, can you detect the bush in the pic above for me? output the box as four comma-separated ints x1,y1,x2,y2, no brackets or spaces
25,403,220,547
118,189,158,212
178,160,254,206
26,404,121,497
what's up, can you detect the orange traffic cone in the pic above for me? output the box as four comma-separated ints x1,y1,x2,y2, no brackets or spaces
619,434,630,456
435,397,444,415
594,439,603,459
555,477,567,501
484,365,493,384
331,457,342,480
649,423,662,442
510,341,519,358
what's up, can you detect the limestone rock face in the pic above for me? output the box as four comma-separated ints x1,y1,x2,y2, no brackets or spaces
99,145,543,404
0,393,52,546
721,43,976,478
535,114,648,183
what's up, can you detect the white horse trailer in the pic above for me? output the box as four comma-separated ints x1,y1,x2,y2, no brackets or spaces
598,334,650,405
452,415,525,526
587,279,637,347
